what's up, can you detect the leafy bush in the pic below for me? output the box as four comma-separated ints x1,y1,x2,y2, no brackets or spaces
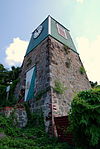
24,102,44,128
0,64,21,107
0,114,74,149
69,88,100,149
0,115,20,136
89,81,98,88
53,80,67,94
0,85,7,106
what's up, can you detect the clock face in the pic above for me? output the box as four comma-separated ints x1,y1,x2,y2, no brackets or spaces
33,25,43,39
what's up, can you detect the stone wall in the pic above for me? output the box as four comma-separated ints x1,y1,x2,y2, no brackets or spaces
15,36,91,135
15,38,50,95
15,105,28,128
48,37,91,118
15,37,53,133
1,105,28,128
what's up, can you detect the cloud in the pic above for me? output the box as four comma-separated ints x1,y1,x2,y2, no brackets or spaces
76,36,100,83
75,0,84,3
5,37,28,66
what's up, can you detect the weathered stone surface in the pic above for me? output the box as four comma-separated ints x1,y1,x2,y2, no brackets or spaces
49,37,91,119
15,36,91,135
4,107,14,118
1,105,28,128
15,108,28,128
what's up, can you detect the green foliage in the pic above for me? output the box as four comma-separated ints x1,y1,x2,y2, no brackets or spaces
9,66,21,82
69,88,100,149
0,85,7,106
0,115,20,137
65,58,71,68
0,64,6,71
63,45,70,54
0,114,74,149
79,66,86,75
53,80,67,94
0,135,73,149
0,64,21,107
90,81,98,88
89,81,100,89
24,102,44,128
95,85,100,88
0,78,19,107
7,79,20,106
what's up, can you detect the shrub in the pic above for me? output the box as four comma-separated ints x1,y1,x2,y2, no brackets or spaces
69,88,100,149
0,113,74,149
0,115,20,136
53,80,67,94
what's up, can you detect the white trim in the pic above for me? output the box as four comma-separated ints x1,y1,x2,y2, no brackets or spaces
48,16,51,35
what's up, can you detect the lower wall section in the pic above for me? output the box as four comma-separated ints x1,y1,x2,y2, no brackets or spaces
29,90,53,135
0,105,28,128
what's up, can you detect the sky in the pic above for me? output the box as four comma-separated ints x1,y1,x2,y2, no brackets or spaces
0,0,100,83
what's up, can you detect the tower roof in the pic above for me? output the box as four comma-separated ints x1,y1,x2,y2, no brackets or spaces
25,16,77,55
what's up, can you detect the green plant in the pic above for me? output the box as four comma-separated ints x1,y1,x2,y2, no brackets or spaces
63,45,70,54
24,102,44,128
79,66,86,74
69,88,100,149
0,114,75,149
65,58,71,68
3,78,20,107
0,64,21,107
0,115,20,137
89,81,99,88
0,84,7,106
95,85,100,88
53,80,67,94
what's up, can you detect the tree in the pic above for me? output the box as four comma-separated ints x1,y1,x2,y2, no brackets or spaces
0,64,21,106
0,64,6,71
69,88,100,149
89,81,98,88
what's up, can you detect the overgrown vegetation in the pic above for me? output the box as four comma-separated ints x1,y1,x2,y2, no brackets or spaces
65,58,71,68
1,62,100,149
63,45,70,55
79,66,86,74
0,114,74,149
69,88,100,149
53,80,67,94
0,64,21,107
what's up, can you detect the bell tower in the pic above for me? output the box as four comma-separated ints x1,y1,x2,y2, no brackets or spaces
16,16,91,135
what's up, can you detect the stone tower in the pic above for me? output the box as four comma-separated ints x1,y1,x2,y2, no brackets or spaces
16,16,91,135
